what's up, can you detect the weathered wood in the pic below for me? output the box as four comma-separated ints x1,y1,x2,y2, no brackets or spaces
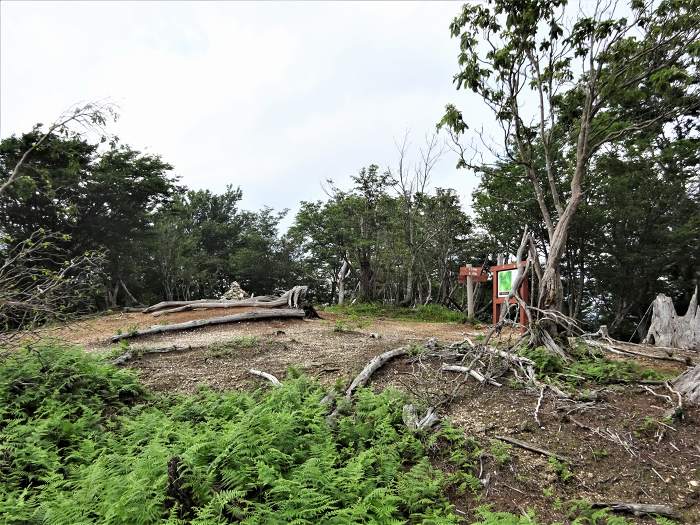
441,364,502,387
248,369,282,386
402,404,439,431
590,502,678,519
494,435,574,464
673,364,700,405
143,298,222,314
122,306,145,313
584,338,692,364
645,288,700,350
152,297,289,317
110,309,305,342
144,286,308,315
343,346,408,400
325,345,409,422
110,344,194,365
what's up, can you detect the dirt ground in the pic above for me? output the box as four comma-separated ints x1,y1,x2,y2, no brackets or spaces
58,308,700,523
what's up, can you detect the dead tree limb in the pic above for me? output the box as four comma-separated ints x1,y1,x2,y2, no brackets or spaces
583,327,693,364
402,404,440,431
248,369,282,387
590,502,678,519
441,364,502,386
343,346,409,401
110,309,305,342
110,344,194,365
326,345,409,421
494,435,574,464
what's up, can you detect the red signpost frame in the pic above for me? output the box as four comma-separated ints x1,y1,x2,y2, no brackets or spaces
491,262,529,330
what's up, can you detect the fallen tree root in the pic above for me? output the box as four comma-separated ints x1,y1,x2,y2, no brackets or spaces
590,501,678,519
110,309,305,342
248,369,282,386
110,344,194,365
494,435,574,464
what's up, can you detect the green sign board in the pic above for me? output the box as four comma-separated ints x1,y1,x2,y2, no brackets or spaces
497,269,517,297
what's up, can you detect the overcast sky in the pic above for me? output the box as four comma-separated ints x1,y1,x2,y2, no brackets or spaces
1,1,490,225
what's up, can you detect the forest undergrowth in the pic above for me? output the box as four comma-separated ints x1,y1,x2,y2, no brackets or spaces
0,343,651,524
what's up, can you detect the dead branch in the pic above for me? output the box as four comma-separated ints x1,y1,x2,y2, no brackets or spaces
326,345,410,421
534,385,546,426
110,309,305,342
441,364,503,386
402,404,440,431
248,369,282,387
590,502,678,519
583,327,693,364
494,435,574,464
110,344,194,365
343,346,409,401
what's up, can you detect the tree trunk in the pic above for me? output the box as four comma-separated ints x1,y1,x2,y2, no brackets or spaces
337,260,350,305
358,256,373,302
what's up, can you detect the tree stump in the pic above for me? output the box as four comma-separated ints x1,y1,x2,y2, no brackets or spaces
644,288,700,350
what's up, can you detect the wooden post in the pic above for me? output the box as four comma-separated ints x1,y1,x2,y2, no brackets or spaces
466,264,474,318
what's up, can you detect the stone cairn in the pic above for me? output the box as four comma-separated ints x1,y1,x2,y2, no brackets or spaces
220,281,248,301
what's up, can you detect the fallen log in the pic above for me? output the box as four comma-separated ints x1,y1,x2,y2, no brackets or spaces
110,344,194,365
248,369,282,386
494,435,574,464
590,502,678,519
152,297,290,317
110,308,305,342
583,327,693,364
145,286,308,315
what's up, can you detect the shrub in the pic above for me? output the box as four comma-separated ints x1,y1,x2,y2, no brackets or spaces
1,343,465,524
323,303,465,323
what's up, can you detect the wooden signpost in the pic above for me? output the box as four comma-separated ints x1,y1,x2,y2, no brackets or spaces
458,264,488,318
458,261,529,329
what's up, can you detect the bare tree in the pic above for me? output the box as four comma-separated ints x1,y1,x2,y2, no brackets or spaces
387,131,445,306
0,230,106,347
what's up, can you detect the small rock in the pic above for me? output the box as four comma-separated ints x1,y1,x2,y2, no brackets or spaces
369,333,381,339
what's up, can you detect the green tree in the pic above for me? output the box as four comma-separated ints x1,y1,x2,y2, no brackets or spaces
440,0,699,332
0,130,177,307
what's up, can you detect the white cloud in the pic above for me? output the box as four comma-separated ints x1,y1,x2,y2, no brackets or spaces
1,1,492,225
